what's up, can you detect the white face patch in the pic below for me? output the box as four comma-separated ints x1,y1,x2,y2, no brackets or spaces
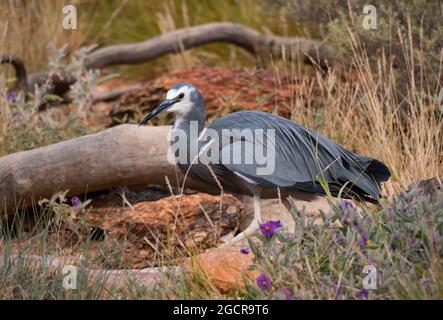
165,85,196,116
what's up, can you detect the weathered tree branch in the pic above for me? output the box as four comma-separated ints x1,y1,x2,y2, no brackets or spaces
1,22,333,96
83,22,332,70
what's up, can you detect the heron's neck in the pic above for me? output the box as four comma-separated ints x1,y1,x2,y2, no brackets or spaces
170,110,205,167
172,109,205,136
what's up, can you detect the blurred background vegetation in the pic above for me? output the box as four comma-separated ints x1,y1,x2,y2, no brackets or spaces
0,0,301,78
1,0,442,84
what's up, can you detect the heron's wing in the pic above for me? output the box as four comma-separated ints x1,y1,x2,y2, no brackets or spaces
208,110,386,200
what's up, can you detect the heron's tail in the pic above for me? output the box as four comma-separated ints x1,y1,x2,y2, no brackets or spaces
357,155,391,185
333,153,391,204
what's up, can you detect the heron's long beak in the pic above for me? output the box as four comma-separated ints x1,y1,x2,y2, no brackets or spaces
138,98,180,126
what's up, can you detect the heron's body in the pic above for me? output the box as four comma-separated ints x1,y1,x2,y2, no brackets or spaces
175,110,389,203
139,82,391,244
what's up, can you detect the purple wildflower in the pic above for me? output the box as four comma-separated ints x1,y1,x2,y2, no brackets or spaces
240,246,250,255
333,232,345,245
341,199,355,210
70,196,81,208
356,288,369,299
282,287,294,300
399,206,409,214
420,277,430,286
5,91,16,103
259,220,282,237
256,273,271,290
390,234,399,251
359,233,371,250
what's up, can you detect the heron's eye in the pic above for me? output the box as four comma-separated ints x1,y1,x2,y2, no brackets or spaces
178,93,185,99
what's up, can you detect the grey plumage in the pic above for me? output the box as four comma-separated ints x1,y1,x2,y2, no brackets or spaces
180,110,390,203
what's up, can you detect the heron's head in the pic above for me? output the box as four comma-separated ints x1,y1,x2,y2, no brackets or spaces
139,82,204,126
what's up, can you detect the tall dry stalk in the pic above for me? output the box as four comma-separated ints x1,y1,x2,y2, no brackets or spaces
156,0,195,70
274,28,443,196
0,0,96,77
0,88,10,154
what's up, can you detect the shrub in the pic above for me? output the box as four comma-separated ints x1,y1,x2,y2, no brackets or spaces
245,184,443,299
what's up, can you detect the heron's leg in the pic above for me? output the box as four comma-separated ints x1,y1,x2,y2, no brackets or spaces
226,193,261,246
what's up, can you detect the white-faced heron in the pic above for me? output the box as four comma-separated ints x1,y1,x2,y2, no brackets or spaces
139,82,391,245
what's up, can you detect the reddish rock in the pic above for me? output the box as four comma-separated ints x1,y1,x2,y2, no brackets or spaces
184,246,259,293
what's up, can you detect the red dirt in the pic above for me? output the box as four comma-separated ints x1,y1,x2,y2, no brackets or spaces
110,66,318,125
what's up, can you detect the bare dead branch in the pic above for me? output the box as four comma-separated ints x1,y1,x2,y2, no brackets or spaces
2,22,333,96
83,22,332,70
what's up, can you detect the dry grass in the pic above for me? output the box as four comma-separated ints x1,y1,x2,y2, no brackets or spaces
0,0,98,76
273,28,443,196
156,1,195,70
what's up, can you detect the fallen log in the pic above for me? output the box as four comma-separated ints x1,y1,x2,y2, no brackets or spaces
1,22,333,96
0,125,203,216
